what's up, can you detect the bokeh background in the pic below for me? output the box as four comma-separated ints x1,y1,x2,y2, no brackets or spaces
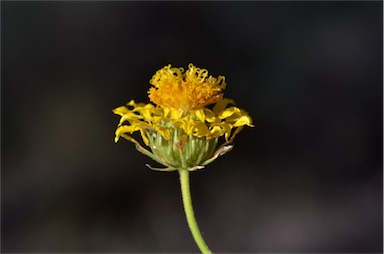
2,1,383,253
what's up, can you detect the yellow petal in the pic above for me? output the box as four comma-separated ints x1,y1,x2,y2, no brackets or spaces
118,112,142,126
195,109,205,122
115,125,135,142
233,115,253,127
193,121,210,137
139,129,149,145
112,106,130,116
209,125,223,137
163,107,171,117
140,108,153,121
212,98,235,114
127,100,136,106
202,108,217,123
219,107,241,119
155,126,171,140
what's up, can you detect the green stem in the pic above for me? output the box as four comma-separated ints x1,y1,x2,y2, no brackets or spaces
178,169,212,254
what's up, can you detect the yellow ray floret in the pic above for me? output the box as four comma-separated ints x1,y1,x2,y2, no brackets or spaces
148,64,226,111
113,99,253,145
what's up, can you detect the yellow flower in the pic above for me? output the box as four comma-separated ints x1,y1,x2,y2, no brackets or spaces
113,64,253,171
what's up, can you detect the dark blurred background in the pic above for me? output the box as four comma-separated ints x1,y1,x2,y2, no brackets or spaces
1,1,382,253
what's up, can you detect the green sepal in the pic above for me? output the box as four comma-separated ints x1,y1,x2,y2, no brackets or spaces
145,164,177,172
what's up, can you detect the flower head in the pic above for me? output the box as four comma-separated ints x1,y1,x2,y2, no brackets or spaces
113,64,253,171
148,64,226,111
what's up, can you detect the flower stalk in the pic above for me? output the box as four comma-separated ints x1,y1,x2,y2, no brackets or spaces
179,169,212,254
